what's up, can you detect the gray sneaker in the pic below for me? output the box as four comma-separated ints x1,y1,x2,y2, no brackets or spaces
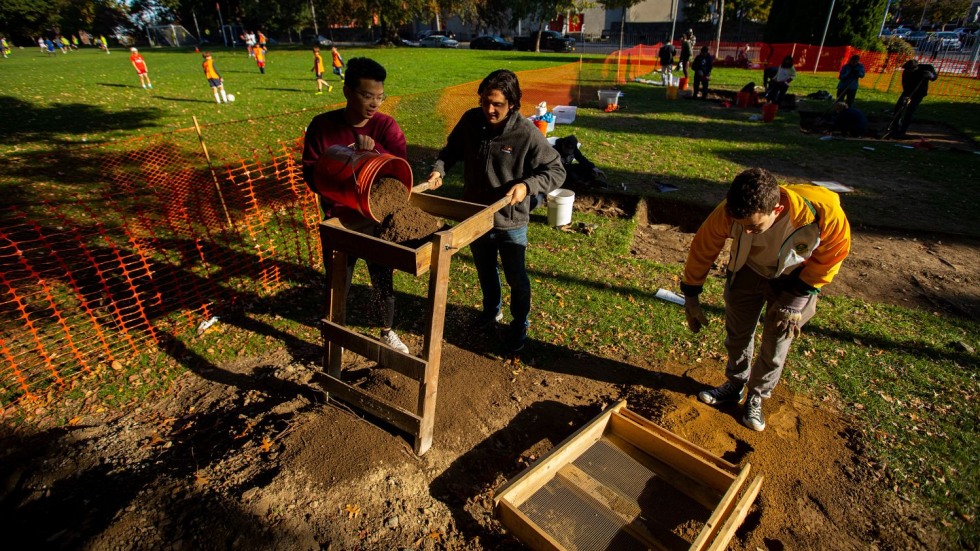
698,381,746,405
380,330,410,354
742,394,766,431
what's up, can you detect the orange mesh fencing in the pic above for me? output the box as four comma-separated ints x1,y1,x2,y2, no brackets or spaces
0,64,610,413
1,54,972,413
605,40,980,101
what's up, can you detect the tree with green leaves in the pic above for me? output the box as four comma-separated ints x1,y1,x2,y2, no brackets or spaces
0,0,65,38
892,0,973,29
683,0,770,25
765,0,888,50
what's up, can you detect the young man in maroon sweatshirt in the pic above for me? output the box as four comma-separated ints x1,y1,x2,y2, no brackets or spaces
302,57,411,354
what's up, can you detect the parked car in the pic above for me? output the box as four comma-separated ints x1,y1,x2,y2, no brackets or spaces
934,31,962,50
513,30,575,52
905,30,929,46
470,35,514,50
375,36,417,47
419,35,459,48
303,35,333,47
892,26,913,39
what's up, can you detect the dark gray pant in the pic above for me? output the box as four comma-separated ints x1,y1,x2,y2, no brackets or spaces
723,268,818,398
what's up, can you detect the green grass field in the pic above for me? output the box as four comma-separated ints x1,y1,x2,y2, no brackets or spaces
2,44,979,545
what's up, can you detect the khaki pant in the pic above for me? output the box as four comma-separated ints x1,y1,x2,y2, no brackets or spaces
723,268,818,398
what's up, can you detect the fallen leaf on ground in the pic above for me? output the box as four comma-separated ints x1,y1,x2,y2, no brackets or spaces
345,503,361,519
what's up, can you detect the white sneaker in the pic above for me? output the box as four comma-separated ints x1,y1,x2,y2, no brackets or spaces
381,330,410,354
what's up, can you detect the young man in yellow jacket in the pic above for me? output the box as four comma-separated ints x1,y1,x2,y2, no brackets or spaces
681,168,851,431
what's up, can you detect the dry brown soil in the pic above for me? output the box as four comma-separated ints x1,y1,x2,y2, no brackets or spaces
3,192,975,550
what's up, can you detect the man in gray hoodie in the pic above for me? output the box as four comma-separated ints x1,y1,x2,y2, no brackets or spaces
425,69,564,354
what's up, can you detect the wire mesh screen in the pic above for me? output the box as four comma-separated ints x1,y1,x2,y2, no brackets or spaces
517,437,711,550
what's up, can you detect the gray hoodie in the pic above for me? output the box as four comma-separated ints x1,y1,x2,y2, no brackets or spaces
432,108,565,230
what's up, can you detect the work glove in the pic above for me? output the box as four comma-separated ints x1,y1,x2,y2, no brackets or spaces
684,296,710,333
774,306,803,339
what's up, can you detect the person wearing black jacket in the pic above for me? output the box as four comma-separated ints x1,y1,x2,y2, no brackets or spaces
678,33,694,79
425,70,564,353
691,46,714,99
892,59,938,138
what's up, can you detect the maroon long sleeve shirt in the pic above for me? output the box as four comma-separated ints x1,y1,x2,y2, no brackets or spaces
301,108,407,213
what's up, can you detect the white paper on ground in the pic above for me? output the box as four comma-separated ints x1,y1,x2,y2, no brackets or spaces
655,288,686,306
811,180,854,193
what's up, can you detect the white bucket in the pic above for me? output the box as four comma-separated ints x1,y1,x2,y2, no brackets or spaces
547,189,575,227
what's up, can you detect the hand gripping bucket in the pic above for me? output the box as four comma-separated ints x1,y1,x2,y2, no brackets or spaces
313,145,413,222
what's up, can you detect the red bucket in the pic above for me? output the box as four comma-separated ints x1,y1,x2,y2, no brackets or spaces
313,145,413,222
762,103,778,122
678,77,689,91
736,91,751,108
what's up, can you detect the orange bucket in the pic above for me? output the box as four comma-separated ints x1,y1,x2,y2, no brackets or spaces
678,77,689,91
313,145,413,222
534,119,548,136
762,103,778,122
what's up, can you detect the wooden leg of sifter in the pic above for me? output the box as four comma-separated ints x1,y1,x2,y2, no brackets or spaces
414,230,452,455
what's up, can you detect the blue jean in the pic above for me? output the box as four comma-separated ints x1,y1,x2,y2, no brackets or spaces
470,226,530,340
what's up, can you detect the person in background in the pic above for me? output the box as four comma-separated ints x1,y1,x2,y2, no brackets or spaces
129,47,153,89
736,44,750,68
100,35,109,54
331,46,345,82
658,39,676,85
253,44,266,74
71,35,80,50
1,36,11,58
202,52,228,103
257,30,267,50
424,69,565,355
245,31,256,57
766,55,795,105
836,54,865,106
829,102,869,137
691,46,714,99
312,47,334,94
678,32,693,79
681,168,850,432
301,58,411,354
891,59,938,139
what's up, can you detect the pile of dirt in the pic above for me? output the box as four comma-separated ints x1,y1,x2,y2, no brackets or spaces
0,190,959,550
370,176,442,243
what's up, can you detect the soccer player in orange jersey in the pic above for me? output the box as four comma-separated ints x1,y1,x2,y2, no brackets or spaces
202,52,228,103
331,46,345,81
129,48,152,89
253,44,266,74
312,47,333,94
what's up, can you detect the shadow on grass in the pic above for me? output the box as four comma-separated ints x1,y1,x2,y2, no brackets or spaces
0,96,163,151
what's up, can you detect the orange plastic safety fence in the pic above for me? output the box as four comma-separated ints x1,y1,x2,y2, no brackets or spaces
605,41,980,102
13,55,966,414
0,114,324,409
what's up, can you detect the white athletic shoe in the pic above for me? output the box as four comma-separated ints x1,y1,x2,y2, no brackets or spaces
381,330,410,354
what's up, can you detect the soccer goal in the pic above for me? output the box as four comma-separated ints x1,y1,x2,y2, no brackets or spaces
147,24,199,47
